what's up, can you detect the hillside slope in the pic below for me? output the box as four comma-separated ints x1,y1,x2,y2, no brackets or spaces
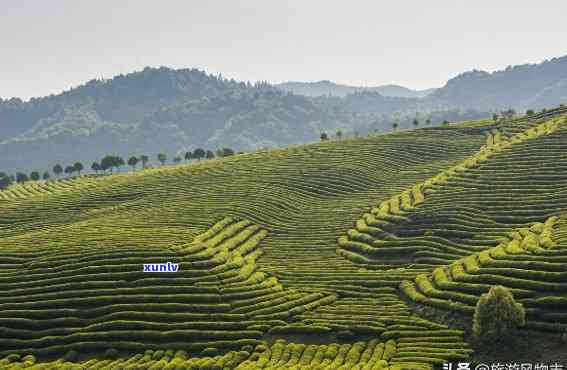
1,108,567,368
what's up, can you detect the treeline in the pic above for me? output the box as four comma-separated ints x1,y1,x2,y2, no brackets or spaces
0,171,52,189
319,118,449,141
0,147,236,190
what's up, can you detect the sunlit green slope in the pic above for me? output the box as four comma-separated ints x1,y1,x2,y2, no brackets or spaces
1,107,566,368
338,108,567,336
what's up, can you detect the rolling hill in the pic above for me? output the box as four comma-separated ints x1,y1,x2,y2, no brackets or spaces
1,105,567,368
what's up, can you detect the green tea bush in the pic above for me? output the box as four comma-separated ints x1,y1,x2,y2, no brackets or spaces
104,348,119,360
201,347,219,356
18,355,34,368
62,349,79,362
382,339,397,360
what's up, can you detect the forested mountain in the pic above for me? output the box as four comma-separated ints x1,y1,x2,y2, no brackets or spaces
429,55,567,111
276,80,436,98
280,56,567,113
0,67,378,171
2,54,567,173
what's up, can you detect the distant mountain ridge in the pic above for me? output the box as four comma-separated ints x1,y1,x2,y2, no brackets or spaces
275,80,437,98
429,55,567,110
0,67,381,172
2,54,567,173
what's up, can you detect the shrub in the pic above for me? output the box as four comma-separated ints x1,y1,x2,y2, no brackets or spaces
472,285,525,343
174,350,188,360
382,339,397,360
104,348,119,360
5,354,20,363
337,329,354,340
201,347,219,356
62,350,79,362
21,355,36,366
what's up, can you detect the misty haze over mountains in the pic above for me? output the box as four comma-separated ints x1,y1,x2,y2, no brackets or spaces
275,81,437,98
1,54,567,172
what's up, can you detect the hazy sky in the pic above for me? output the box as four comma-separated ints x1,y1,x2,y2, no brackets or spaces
2,1,567,100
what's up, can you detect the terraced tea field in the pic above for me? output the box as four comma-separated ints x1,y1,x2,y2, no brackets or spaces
1,107,567,368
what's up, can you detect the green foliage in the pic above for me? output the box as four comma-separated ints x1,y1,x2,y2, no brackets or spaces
341,116,566,266
216,147,235,158
472,285,525,343
91,161,101,173
104,348,119,360
140,155,149,168
0,173,12,189
2,338,443,369
4,62,567,172
5,354,20,363
16,172,29,182
128,156,139,169
29,171,40,181
101,155,124,172
53,164,63,176
8,117,564,367
62,350,79,362
157,153,167,165
73,161,84,175
64,165,74,176
193,148,205,160
320,132,329,141
200,347,219,357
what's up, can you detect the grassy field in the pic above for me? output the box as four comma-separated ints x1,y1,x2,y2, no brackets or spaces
1,107,567,368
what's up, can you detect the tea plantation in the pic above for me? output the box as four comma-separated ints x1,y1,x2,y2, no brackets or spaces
1,107,566,368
